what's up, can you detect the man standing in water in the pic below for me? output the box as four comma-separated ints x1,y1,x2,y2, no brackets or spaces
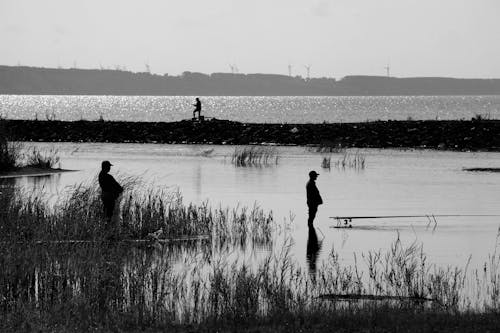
306,170,323,227
193,97,202,120
99,160,123,229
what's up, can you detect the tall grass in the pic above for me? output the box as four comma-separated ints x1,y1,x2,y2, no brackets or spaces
2,235,500,331
334,151,366,170
0,178,274,245
0,140,22,172
231,146,279,166
0,120,61,171
24,146,60,169
0,119,22,172
308,140,345,154
321,156,331,169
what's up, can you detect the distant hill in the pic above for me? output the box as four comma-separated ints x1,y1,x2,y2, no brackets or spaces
1,65,500,96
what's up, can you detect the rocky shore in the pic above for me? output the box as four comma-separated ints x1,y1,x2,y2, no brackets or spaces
3,118,500,151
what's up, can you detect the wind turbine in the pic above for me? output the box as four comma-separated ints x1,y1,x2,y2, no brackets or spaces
288,64,292,77
384,63,390,77
304,64,311,80
229,64,239,74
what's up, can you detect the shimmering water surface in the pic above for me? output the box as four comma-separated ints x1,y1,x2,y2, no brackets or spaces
2,95,500,123
7,142,500,272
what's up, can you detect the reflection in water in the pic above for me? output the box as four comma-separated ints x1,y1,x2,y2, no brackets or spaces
194,162,202,198
0,178,16,219
306,226,323,275
0,177,16,187
2,173,62,194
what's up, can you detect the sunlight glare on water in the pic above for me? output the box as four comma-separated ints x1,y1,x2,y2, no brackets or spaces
2,95,500,123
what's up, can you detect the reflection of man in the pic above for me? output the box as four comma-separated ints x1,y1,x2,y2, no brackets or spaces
306,170,323,227
306,226,322,274
98,161,123,226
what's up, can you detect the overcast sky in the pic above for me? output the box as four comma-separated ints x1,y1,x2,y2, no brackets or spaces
1,0,499,78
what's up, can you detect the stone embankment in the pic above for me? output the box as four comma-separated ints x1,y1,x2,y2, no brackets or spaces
3,118,500,151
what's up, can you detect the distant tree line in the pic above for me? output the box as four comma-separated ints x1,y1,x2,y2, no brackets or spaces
1,65,499,96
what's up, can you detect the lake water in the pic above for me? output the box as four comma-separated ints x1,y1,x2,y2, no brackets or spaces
6,142,500,274
1,95,500,123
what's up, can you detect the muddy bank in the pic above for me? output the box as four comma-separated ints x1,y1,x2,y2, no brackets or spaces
2,118,500,151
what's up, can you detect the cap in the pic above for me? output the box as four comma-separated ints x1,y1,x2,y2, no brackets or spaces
309,170,319,177
102,160,113,167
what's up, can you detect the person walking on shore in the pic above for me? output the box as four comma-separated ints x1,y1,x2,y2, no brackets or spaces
306,170,323,227
193,97,202,120
98,160,123,229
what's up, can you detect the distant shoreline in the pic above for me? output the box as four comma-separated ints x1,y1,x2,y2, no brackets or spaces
3,118,500,152
1,65,500,96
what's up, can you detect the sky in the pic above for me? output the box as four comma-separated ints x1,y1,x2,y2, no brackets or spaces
1,0,500,78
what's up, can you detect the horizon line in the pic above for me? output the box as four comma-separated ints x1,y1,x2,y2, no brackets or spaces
2,64,500,81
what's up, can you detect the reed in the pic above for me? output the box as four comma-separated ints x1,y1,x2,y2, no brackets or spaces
0,178,274,245
24,146,60,169
0,121,61,171
308,140,346,154
231,146,279,166
321,156,331,169
2,235,500,332
334,150,366,169
0,120,22,171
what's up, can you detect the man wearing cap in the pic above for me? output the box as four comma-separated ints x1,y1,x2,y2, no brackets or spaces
306,170,323,227
98,161,123,226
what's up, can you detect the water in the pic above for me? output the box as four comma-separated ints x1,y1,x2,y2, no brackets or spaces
7,142,500,272
2,95,500,123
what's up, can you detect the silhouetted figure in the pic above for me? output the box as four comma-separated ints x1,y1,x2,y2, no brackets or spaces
193,97,202,120
306,226,322,274
98,161,123,228
306,170,323,227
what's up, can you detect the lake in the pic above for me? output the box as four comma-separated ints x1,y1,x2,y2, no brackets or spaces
1,95,500,123
6,142,500,273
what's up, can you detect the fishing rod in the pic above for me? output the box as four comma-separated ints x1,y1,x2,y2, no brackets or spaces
329,214,500,228
330,214,500,220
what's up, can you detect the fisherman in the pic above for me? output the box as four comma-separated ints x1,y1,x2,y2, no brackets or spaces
193,97,202,120
306,170,323,227
98,160,123,228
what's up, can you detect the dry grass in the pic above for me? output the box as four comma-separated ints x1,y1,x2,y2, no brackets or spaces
0,177,274,245
231,146,279,166
2,232,500,332
334,151,366,170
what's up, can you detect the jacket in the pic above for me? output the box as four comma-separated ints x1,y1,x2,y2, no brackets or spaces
306,180,323,206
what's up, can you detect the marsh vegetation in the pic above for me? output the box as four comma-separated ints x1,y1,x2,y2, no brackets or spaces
2,223,500,332
2,144,500,331
0,121,61,172
334,151,366,170
231,146,280,167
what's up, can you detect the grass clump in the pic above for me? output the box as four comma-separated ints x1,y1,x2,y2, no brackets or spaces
231,146,279,167
334,150,366,170
321,156,331,169
0,119,61,172
0,139,22,172
0,119,22,172
308,140,345,154
24,146,60,169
